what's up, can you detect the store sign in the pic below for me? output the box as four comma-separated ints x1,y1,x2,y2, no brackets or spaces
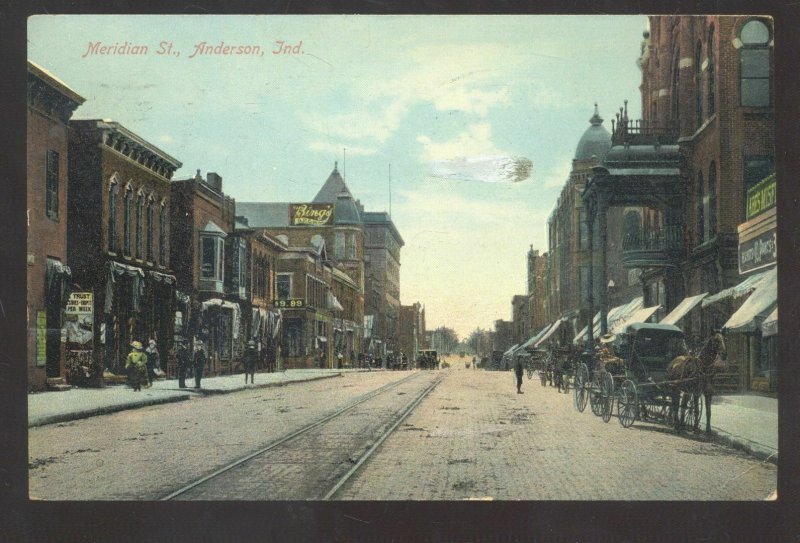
65,292,94,345
289,203,334,226
746,174,776,220
36,310,47,366
274,298,305,309
739,229,777,274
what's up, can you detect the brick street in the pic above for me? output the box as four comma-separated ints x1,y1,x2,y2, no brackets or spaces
29,366,776,501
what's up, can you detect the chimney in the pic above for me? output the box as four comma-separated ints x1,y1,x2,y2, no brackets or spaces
206,172,222,192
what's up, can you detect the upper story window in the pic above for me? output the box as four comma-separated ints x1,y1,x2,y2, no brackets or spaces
45,150,59,220
108,179,118,252
695,41,704,127
199,221,226,287
707,25,716,116
135,191,145,259
231,237,247,296
123,185,133,256
578,207,589,251
334,231,345,259
740,20,772,107
671,50,680,122
696,170,705,244
347,232,356,259
276,273,292,299
146,196,155,262
158,201,167,265
708,162,717,238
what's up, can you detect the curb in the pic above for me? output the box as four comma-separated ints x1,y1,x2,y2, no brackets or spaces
186,372,343,395
28,393,192,428
710,429,778,465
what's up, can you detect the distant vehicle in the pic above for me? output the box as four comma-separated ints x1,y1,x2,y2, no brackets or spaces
418,349,439,370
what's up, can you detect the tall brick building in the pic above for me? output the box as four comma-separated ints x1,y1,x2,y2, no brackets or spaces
26,61,84,390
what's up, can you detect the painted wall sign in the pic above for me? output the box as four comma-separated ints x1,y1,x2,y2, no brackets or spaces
746,174,776,220
289,203,334,226
274,298,305,309
36,310,47,366
65,292,94,344
739,228,777,274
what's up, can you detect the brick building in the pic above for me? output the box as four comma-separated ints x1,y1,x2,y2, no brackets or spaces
526,247,550,333
583,16,774,391
511,295,529,346
398,302,425,362
68,120,181,379
26,61,85,390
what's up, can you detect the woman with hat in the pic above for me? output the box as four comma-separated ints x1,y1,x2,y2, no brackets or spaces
243,340,258,384
145,339,161,387
125,341,149,391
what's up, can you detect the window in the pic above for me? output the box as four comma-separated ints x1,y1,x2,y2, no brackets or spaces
159,202,167,265
707,25,715,116
200,235,225,282
277,274,292,299
45,150,59,220
108,181,118,252
671,50,681,122
740,20,771,107
231,238,247,295
708,162,717,238
695,41,703,127
579,207,589,251
146,197,155,262
347,232,356,259
123,186,133,255
135,191,144,259
334,232,345,258
696,171,705,244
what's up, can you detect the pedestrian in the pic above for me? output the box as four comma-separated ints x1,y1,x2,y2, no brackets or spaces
243,340,257,384
337,351,343,369
472,356,477,370
176,338,190,388
125,341,148,392
145,339,160,387
193,340,207,389
514,354,524,394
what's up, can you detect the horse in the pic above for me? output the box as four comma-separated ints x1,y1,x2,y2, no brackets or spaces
666,332,727,434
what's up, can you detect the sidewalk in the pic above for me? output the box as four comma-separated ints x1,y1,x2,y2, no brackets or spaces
28,369,358,428
710,393,778,464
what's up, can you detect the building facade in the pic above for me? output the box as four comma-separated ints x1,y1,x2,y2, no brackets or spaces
26,61,85,390
398,302,426,362
68,119,181,379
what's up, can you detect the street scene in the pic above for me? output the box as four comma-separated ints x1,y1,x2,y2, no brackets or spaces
26,14,778,505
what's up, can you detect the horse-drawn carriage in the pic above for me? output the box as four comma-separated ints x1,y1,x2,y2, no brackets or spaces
573,323,727,433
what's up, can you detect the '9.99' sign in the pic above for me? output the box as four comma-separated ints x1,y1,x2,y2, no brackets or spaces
274,298,305,309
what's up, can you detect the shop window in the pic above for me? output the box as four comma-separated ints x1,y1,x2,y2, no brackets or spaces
708,162,717,238
282,318,305,357
707,25,715,116
740,20,772,107
45,150,59,220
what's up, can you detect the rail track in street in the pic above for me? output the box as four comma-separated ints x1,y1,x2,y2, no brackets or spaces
161,370,444,500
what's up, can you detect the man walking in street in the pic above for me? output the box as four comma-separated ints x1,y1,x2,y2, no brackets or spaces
514,355,524,394
243,340,257,384
176,338,190,388
193,340,207,389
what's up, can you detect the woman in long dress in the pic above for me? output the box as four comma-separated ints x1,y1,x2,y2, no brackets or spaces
125,341,148,391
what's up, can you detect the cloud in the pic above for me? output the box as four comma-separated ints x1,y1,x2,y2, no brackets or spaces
417,123,499,162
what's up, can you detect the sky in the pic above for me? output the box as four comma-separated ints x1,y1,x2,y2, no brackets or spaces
28,15,647,339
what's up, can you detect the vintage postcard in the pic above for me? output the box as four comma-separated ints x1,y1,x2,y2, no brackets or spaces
26,14,777,511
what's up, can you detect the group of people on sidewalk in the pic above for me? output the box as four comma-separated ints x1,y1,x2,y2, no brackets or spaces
124,339,164,391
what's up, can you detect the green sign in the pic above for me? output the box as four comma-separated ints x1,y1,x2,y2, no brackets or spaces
36,310,47,366
746,174,776,220
274,298,305,309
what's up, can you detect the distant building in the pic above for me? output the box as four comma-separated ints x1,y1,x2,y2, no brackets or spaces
526,247,549,333
27,61,84,390
398,302,425,361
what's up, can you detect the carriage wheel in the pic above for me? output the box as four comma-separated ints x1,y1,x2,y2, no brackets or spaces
589,372,603,416
600,371,615,423
573,363,589,412
684,392,704,433
617,380,638,428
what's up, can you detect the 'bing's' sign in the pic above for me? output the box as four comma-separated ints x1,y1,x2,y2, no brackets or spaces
289,203,334,226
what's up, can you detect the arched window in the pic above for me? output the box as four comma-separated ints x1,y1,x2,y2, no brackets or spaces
108,179,118,252
696,171,705,244
708,162,717,238
740,19,771,106
146,195,155,262
159,201,167,265
707,25,715,116
695,41,703,127
123,185,133,256
136,191,145,259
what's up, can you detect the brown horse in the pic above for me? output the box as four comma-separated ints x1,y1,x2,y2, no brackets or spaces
666,332,727,434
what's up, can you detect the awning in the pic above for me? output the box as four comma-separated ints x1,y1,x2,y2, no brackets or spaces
328,292,344,311
762,307,778,337
503,343,520,357
609,305,661,335
702,268,771,308
520,324,551,350
533,319,566,349
573,297,644,344
660,292,708,326
723,267,777,334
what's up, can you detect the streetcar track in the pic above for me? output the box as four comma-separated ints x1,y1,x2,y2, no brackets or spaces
160,371,436,500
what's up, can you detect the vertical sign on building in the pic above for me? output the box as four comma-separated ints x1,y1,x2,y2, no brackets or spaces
65,292,94,345
36,310,47,366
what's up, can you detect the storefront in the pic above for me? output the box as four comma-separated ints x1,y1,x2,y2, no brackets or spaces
199,298,242,375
